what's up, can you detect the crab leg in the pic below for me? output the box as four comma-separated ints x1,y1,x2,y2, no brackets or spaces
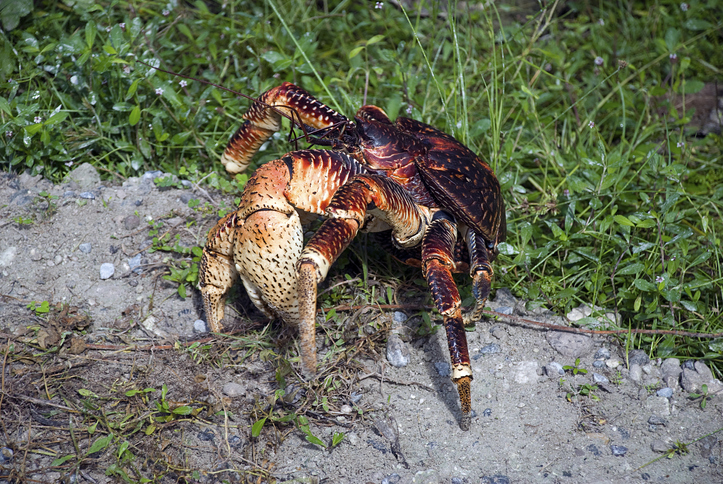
463,229,495,325
422,211,473,431
296,175,430,374
221,82,349,174
199,150,367,336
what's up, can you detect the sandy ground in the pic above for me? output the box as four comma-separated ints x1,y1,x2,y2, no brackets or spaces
0,166,721,484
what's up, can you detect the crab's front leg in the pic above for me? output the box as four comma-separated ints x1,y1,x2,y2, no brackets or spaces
296,175,429,374
200,149,367,341
422,211,474,431
221,82,350,175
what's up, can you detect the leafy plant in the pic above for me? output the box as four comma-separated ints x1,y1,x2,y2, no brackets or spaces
563,358,588,376
688,384,713,409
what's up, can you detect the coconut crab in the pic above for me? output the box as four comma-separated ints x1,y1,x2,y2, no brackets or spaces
199,82,506,430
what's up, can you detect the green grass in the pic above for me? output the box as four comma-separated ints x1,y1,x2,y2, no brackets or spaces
2,0,723,374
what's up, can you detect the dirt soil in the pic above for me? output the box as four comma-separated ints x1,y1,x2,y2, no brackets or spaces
0,166,721,484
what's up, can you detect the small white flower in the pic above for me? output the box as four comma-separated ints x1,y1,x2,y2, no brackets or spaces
680,3,688,12
375,2,383,8
677,141,685,148
123,65,131,74
106,26,111,32
598,19,605,26
406,105,413,114
34,116,42,123
6,131,12,137
155,87,164,95
670,53,677,60
563,189,570,197
119,22,126,30
162,9,170,16
595,56,604,66
655,275,664,284
179,80,187,87
65,161,74,167
588,121,595,129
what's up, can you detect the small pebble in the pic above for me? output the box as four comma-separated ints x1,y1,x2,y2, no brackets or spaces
350,392,362,404
222,382,245,397
473,343,501,359
393,311,407,323
595,347,611,360
656,387,673,398
593,373,609,384
610,445,628,456
123,214,141,230
482,408,492,417
606,359,621,369
545,362,565,377
193,320,209,333
197,430,214,442
79,191,95,199
386,334,410,368
381,474,401,484
79,243,91,253
496,306,513,315
628,364,642,382
629,349,650,366
651,440,669,453
99,263,115,280
587,444,601,456
592,360,605,368
0,447,13,465
128,253,143,274
648,415,667,426
340,405,352,414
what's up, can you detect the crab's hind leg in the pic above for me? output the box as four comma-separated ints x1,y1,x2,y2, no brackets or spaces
421,211,474,431
222,82,349,174
462,229,495,326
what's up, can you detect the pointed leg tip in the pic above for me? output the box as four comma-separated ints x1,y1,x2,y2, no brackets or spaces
459,414,471,431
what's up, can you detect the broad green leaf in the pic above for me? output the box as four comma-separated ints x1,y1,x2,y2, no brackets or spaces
634,279,657,292
348,45,365,59
0,97,10,115
251,417,266,437
129,105,140,126
665,28,680,51
51,454,76,466
171,405,192,415
683,80,705,94
125,79,140,100
305,434,327,448
366,34,385,45
617,263,644,276
85,21,96,48
614,215,634,226
86,434,113,455
332,432,345,447
45,110,68,126
684,19,712,30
